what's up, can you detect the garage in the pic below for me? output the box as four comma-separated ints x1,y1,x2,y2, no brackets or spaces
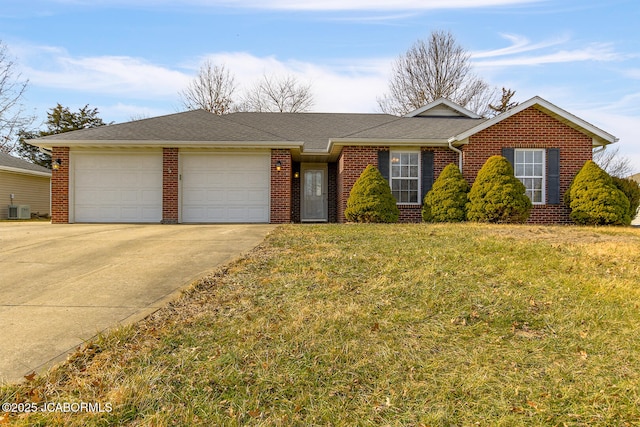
181,152,270,223
72,151,163,223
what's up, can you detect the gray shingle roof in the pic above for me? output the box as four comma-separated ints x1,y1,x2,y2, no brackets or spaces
32,108,485,151
0,152,51,174
37,109,284,142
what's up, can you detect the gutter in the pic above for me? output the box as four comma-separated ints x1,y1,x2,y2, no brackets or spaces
592,145,606,155
447,137,463,171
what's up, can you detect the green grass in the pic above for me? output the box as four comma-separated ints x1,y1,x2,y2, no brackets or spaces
2,223,640,426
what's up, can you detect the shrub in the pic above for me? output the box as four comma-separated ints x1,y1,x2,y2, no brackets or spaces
422,163,469,222
467,155,532,223
612,176,640,225
345,165,399,223
567,161,630,225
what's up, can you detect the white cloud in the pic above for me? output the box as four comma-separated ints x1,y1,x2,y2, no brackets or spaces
17,45,391,116
474,42,621,68
17,45,190,99
472,33,569,59
212,0,540,11
48,0,542,11
623,69,640,80
196,52,391,112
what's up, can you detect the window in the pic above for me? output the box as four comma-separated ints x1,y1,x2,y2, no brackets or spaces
390,151,419,204
514,149,545,204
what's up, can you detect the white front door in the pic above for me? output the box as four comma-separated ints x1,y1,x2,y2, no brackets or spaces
301,164,327,222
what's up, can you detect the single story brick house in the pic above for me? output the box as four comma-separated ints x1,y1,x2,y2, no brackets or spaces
0,152,51,219
29,96,617,224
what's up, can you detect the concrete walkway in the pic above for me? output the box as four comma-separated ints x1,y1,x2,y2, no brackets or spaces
0,223,274,384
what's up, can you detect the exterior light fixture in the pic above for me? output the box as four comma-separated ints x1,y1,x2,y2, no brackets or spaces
275,160,282,171
52,159,62,170
294,171,300,179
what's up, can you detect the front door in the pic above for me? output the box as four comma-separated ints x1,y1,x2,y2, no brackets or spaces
301,164,328,222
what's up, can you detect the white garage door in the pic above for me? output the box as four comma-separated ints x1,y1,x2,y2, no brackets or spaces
73,152,162,223
181,153,270,223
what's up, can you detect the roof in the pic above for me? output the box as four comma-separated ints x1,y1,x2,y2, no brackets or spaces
0,152,51,177
28,97,617,161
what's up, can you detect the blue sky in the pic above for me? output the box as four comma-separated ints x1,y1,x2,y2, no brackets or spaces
2,0,639,173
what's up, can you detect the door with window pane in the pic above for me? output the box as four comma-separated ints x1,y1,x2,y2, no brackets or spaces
301,164,328,221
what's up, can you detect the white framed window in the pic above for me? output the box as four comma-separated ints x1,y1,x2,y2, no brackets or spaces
390,151,420,204
514,149,545,205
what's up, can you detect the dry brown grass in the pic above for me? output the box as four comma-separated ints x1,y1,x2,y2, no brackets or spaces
2,223,640,426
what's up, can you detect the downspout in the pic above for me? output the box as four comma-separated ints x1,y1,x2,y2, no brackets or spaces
447,137,463,171
592,144,606,155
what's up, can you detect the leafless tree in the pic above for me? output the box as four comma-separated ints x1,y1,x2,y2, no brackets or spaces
0,41,33,153
180,61,237,114
593,146,634,178
488,87,519,117
377,30,499,117
237,74,314,113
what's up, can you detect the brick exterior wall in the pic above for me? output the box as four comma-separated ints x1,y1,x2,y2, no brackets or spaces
328,162,338,223
291,162,301,223
396,148,460,223
337,146,382,223
162,148,179,224
51,147,69,224
337,146,461,223
270,149,292,223
462,106,592,224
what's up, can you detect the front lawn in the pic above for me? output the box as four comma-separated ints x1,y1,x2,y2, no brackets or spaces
2,223,640,425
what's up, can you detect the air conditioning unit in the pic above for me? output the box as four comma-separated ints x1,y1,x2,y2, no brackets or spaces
7,205,30,220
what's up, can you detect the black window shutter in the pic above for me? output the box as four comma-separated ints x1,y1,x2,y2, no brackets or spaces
547,148,560,205
378,150,390,181
421,151,434,201
502,148,515,166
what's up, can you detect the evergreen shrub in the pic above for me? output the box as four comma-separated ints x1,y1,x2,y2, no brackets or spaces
612,176,640,224
422,163,469,222
345,165,399,223
567,161,630,225
467,155,532,223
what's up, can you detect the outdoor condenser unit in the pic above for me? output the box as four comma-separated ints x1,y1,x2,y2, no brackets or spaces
7,205,30,220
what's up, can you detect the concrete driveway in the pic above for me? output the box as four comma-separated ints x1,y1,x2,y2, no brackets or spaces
0,222,274,383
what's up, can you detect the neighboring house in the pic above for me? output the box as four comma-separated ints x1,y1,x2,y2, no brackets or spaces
29,96,617,225
0,152,51,219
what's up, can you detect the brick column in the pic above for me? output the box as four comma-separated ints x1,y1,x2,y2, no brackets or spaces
270,149,292,223
162,148,179,224
51,147,70,224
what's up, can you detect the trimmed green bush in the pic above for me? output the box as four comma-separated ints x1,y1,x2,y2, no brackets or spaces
345,165,399,223
612,176,640,225
422,163,469,222
467,155,532,223
567,161,630,225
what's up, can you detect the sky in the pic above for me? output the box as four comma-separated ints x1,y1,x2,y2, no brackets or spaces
1,0,639,173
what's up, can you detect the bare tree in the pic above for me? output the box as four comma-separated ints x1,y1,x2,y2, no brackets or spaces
0,41,33,153
488,87,519,116
180,61,237,114
594,146,634,178
237,74,314,113
377,30,499,117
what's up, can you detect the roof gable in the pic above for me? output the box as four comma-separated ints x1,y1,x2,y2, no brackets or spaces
404,98,482,119
449,96,618,146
